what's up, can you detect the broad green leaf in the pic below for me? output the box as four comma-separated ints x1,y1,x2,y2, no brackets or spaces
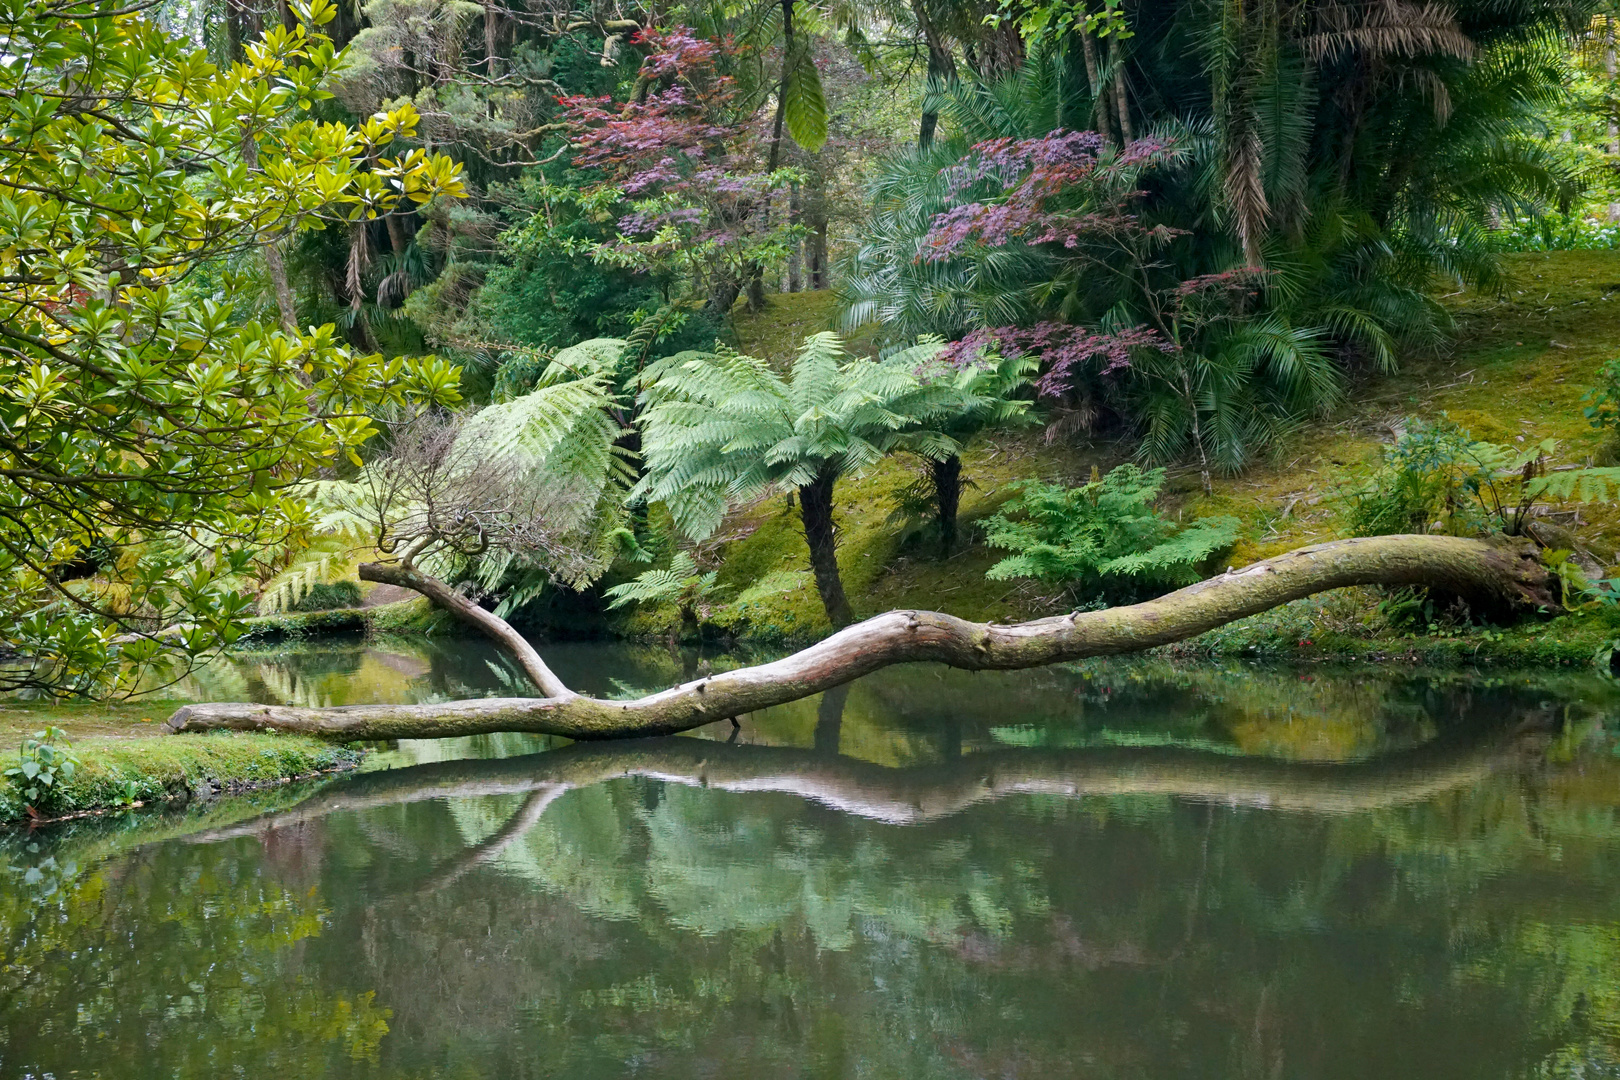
781,47,828,153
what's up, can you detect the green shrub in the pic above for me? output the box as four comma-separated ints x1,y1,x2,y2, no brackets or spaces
1344,419,1497,537
4,726,79,814
1346,416,1620,538
1584,357,1620,433
290,580,363,612
983,465,1239,601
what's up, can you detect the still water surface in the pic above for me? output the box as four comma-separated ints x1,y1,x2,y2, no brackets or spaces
4,640,1620,1078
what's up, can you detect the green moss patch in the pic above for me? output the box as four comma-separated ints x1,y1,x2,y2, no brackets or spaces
240,596,455,641
0,733,363,824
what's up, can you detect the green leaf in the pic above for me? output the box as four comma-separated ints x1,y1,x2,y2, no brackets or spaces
781,47,828,153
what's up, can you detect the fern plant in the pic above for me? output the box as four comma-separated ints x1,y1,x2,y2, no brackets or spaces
604,552,724,635
272,371,637,622
637,331,962,626
257,534,365,616
1347,417,1620,540
984,465,1239,601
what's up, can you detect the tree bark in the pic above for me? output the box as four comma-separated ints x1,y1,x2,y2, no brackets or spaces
747,0,797,313
799,463,854,627
787,182,802,292
912,0,958,149
485,0,503,77
238,131,299,333
1079,27,1111,139
1108,36,1133,144
356,562,573,699
166,535,1556,743
809,208,827,289
766,0,795,178
932,453,961,556
262,242,298,333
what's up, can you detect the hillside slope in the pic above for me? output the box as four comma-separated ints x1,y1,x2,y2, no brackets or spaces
663,252,1620,662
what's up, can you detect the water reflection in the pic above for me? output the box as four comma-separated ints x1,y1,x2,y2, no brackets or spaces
5,658,1620,1078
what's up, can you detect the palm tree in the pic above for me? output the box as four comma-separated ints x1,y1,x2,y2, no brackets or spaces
636,332,958,627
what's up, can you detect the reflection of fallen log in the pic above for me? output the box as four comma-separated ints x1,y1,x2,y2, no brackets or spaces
165,535,1556,742
414,785,567,894
185,729,1538,845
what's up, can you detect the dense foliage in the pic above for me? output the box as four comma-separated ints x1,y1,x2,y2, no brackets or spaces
0,0,464,695
0,0,1611,679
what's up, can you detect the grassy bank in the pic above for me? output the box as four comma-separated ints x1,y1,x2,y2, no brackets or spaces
0,732,363,824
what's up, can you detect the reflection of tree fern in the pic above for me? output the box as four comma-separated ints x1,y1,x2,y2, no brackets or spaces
258,536,362,616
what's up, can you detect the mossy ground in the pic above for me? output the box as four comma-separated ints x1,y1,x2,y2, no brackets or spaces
657,255,1620,662
0,731,362,824
239,595,455,640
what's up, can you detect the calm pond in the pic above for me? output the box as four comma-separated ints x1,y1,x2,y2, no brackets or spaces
4,639,1620,1078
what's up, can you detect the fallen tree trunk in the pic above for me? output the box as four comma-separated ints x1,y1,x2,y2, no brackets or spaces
166,534,1555,742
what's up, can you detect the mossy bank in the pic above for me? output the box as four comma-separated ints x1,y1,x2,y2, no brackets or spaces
0,733,363,825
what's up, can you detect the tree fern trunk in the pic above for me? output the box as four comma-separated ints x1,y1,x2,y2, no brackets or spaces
800,464,854,627
933,454,961,557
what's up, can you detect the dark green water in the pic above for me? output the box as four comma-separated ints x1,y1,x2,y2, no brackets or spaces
5,643,1620,1078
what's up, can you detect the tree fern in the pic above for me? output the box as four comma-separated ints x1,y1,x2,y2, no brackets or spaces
637,331,967,625
603,552,722,618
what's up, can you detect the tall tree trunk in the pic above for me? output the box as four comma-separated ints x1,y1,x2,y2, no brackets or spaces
787,182,803,292
766,0,795,177
932,454,961,556
799,463,854,627
238,132,298,333
384,212,409,258
749,0,797,313
485,0,502,77
167,535,1558,741
809,209,827,289
1109,36,1133,143
911,0,958,148
1079,27,1111,139
224,0,244,61
262,241,298,333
